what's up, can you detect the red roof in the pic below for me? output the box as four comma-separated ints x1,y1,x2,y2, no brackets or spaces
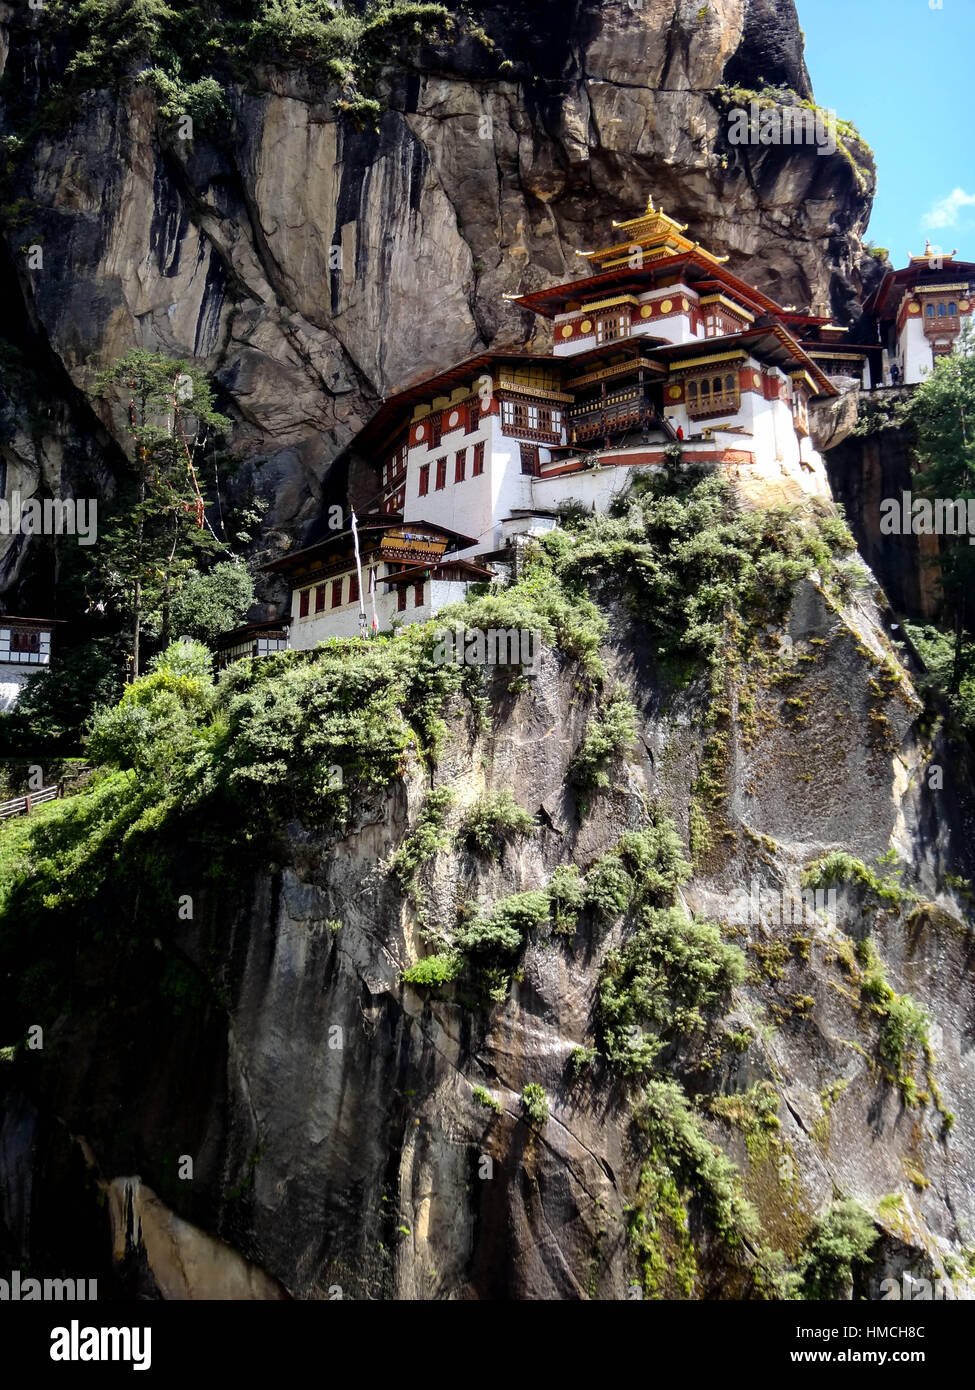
511,249,791,320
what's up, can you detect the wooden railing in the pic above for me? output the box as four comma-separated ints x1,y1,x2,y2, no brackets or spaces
568,390,661,442
0,784,61,821
686,388,740,419
923,317,960,337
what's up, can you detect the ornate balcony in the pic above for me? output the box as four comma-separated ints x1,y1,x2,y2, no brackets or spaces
568,388,661,442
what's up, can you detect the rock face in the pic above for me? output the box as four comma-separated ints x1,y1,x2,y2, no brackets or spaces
3,573,975,1299
0,0,877,596
827,418,944,623
7,1,971,1306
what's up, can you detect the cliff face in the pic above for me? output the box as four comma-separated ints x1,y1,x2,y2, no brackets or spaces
3,568,975,1300
0,0,877,603
7,2,972,1305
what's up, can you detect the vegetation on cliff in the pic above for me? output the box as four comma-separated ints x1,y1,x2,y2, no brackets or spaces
0,473,904,1298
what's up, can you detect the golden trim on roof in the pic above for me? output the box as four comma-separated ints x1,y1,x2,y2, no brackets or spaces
577,195,727,270
909,239,958,265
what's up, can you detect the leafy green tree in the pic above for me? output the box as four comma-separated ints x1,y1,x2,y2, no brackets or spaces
900,322,975,690
94,349,230,678
0,639,126,755
170,561,255,645
86,638,217,779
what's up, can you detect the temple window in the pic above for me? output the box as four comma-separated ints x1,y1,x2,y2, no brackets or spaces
397,585,407,613
500,398,563,442
684,370,740,418
382,442,408,488
435,456,447,490
455,449,467,482
331,579,343,608
596,313,629,344
418,463,429,496
299,589,310,618
473,442,485,475
414,583,424,608
315,583,327,613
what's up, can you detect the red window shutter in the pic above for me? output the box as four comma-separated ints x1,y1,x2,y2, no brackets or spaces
455,449,467,482
418,464,429,496
299,589,310,618
468,400,481,432
473,441,485,476
435,456,447,490
331,579,342,608
315,583,327,613
349,572,359,603
414,582,424,608
397,585,407,612
429,415,442,449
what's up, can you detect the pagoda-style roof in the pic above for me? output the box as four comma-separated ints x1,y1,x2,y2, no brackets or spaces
351,350,544,457
575,195,729,273
510,247,792,321
863,250,975,321
652,322,836,397
215,618,291,647
380,559,494,585
0,615,62,626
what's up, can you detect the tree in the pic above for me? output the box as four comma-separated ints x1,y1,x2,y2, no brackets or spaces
170,561,255,645
94,349,230,679
899,323,975,691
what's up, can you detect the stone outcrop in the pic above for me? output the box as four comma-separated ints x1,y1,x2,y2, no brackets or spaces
2,572,975,1298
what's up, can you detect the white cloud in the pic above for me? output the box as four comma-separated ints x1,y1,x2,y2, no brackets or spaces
923,187,975,229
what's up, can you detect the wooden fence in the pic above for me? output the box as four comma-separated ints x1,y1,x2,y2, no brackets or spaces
0,784,61,821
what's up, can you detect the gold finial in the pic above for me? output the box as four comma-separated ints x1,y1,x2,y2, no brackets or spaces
646,193,655,215
925,239,932,255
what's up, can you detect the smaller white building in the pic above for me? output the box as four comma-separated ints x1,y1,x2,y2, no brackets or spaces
0,617,56,712
864,245,975,386
262,519,492,650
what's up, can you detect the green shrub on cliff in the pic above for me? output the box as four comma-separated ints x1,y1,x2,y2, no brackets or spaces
569,686,638,799
599,907,746,1070
630,1077,760,1294
459,790,535,860
798,1199,878,1299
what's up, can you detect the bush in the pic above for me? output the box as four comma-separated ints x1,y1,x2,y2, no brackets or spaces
569,686,638,801
472,1085,502,1114
634,1079,759,1252
401,952,462,987
802,851,907,907
799,1200,878,1299
521,1083,549,1125
547,863,586,935
170,563,255,647
599,907,746,1071
0,639,125,754
459,789,535,860
879,993,929,1072
455,890,550,957
388,788,454,897
584,853,634,921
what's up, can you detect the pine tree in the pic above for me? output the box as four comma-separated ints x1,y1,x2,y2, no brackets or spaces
94,349,230,678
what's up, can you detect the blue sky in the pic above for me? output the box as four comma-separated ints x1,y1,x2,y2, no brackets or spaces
798,0,975,265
